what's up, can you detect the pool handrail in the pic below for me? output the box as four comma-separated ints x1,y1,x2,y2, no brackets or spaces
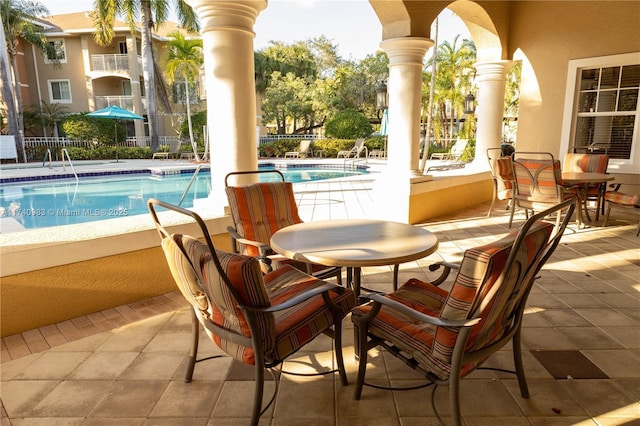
178,164,204,207
43,148,53,169
61,148,78,183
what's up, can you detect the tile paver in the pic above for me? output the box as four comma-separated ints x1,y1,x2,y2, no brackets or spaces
1,159,639,424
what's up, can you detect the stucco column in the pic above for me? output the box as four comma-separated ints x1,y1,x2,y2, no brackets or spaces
373,37,432,222
473,60,513,167
381,37,432,176
186,0,266,215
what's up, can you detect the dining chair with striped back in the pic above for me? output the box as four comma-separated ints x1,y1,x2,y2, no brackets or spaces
486,147,515,217
148,198,356,425
224,170,342,282
509,151,572,228
562,152,609,221
351,199,576,426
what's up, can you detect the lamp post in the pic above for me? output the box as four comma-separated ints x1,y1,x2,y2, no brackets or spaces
376,81,388,119
464,92,476,115
376,81,388,158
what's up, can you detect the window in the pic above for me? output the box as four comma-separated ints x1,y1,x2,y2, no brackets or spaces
561,53,640,174
172,81,199,104
122,80,132,96
48,80,72,103
44,40,66,64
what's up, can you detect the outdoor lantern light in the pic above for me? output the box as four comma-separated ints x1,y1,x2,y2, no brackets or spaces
464,92,476,114
376,81,388,111
198,65,206,100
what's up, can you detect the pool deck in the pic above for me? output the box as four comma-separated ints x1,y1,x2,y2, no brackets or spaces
1,158,639,425
0,157,377,182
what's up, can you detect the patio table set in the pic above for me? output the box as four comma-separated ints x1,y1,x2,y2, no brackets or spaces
146,166,581,425
487,148,639,231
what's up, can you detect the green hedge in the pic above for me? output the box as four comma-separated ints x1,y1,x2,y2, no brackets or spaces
57,146,153,160
258,137,389,159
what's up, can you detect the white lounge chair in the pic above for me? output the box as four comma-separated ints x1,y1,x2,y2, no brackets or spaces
152,139,182,160
284,140,312,158
337,138,368,159
430,138,468,161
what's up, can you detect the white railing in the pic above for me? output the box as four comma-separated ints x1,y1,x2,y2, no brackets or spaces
259,134,321,145
25,137,92,149
95,96,131,110
25,136,181,151
91,54,142,72
95,96,147,112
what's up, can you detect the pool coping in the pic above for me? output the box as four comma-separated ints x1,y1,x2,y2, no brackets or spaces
0,160,370,184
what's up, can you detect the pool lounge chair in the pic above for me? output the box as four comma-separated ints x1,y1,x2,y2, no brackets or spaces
152,139,182,160
337,138,368,159
284,140,312,158
430,138,468,161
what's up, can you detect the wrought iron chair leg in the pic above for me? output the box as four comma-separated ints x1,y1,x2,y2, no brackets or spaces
333,316,348,386
449,372,462,426
251,359,265,425
509,203,516,228
603,205,612,227
487,184,498,218
513,327,530,398
353,323,368,400
184,308,199,383
393,264,399,291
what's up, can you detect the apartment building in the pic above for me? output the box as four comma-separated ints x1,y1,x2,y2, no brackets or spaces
15,11,197,142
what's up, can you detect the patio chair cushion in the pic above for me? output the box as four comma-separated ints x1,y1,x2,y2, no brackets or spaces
563,153,609,174
514,158,567,205
493,156,514,199
351,220,553,380
604,190,640,207
167,234,355,365
226,181,302,257
563,153,609,196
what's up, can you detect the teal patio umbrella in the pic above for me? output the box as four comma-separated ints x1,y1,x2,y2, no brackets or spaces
86,105,144,144
380,109,389,157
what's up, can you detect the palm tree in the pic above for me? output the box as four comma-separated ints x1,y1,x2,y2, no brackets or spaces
26,101,69,138
426,35,476,144
1,0,57,162
91,0,199,151
165,30,203,160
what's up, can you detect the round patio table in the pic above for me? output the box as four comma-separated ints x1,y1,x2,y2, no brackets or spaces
270,218,439,297
561,172,615,227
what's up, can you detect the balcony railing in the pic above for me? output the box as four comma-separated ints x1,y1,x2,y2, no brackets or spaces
91,54,142,72
94,96,146,112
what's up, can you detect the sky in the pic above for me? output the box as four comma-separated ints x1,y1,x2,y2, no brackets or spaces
42,0,468,60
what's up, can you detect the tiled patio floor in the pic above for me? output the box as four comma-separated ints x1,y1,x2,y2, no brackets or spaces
1,164,639,425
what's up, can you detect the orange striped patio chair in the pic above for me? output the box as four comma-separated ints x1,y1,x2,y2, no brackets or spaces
351,200,575,426
225,170,342,281
486,148,515,217
148,199,356,425
509,151,572,227
562,152,609,221
602,183,640,236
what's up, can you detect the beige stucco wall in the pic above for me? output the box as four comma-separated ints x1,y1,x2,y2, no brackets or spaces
1,216,232,337
505,1,640,156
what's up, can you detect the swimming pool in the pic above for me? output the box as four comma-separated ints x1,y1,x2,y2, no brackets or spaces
0,167,368,230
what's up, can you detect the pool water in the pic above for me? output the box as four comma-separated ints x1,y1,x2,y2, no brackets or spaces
0,168,367,230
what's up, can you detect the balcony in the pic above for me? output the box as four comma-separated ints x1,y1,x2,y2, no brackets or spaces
94,96,146,112
91,54,142,72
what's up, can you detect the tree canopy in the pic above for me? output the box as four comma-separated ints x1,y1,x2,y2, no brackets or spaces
257,38,388,135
